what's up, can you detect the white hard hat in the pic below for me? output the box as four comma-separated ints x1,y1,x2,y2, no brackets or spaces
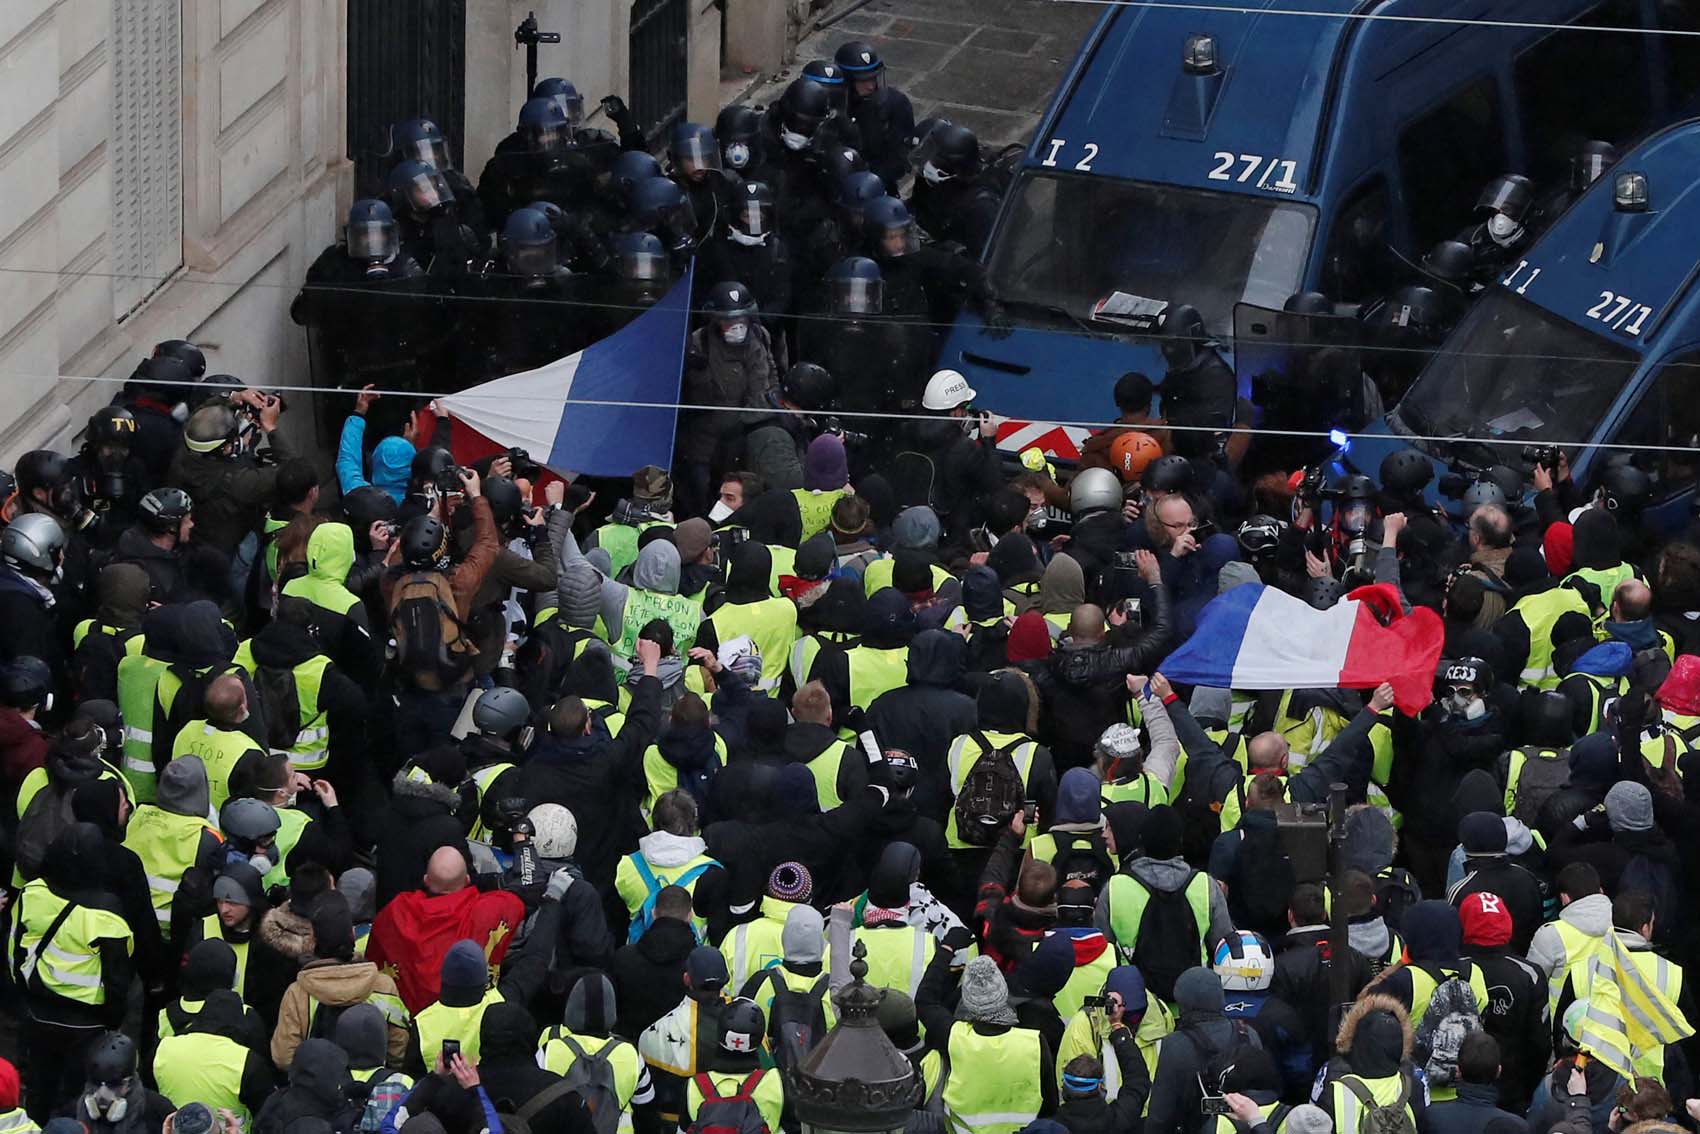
922,369,976,411
528,803,578,859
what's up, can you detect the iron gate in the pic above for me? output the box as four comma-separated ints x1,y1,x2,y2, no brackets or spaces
347,0,467,195
629,0,689,142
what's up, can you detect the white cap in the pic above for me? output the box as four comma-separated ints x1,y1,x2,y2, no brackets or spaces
528,803,578,859
922,369,976,411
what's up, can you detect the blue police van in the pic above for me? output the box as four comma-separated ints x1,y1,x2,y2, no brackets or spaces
1363,117,1700,530
942,0,1700,460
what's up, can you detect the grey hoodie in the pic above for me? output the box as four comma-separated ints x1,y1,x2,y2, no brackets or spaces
157,755,212,820
558,524,682,645
1095,856,1234,950
1527,892,1612,981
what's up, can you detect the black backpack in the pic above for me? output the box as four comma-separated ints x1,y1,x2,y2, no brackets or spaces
761,969,830,1073
1047,831,1116,894
954,731,1028,847
1129,872,1209,1003
1226,821,1296,939
1185,1021,1264,1134
1505,746,1570,825
254,664,304,751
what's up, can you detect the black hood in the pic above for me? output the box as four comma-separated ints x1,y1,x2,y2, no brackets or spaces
725,542,774,603
976,670,1031,733
94,563,151,627
862,588,917,648
332,1003,389,1070
1401,900,1462,964
1570,509,1621,571
803,578,866,635
1451,769,1502,822
638,916,699,965
184,988,253,1043
143,599,238,668
249,620,327,669
869,841,921,908
988,533,1041,585
288,1039,351,1112
738,491,802,548
961,566,1003,622
42,822,110,900
906,630,964,688
479,1000,540,1062
658,724,720,774
565,645,619,705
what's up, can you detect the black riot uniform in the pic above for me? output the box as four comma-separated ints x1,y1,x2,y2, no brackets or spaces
1456,174,1537,285
863,195,996,331
701,182,793,343
668,122,744,250
386,160,487,279
833,42,916,192
906,122,1001,258
477,83,645,229
386,117,488,236
799,256,929,418
471,207,594,378
1155,303,1238,458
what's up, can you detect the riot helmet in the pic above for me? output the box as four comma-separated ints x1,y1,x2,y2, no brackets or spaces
863,196,919,259
706,282,759,348
613,232,671,295
518,96,572,162
728,182,775,244
501,208,560,278
1476,174,1534,247
1421,239,1476,285
834,41,886,96
828,256,883,316
781,363,834,410
918,122,980,183
346,199,400,266
625,177,698,253
391,117,452,171
715,104,763,172
1599,460,1652,516
387,159,453,216
608,150,664,205
1570,140,1617,194
777,79,831,149
532,77,586,127
668,122,723,181
473,686,532,740
1159,303,1209,370
1378,285,1446,343
816,145,867,189
802,59,849,116
836,171,887,228
153,339,207,379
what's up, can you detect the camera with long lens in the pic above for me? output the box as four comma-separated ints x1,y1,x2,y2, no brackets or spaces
820,416,870,447
506,446,543,481
435,464,470,497
1521,444,1560,471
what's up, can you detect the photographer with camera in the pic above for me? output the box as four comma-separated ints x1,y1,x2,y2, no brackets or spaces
169,389,296,596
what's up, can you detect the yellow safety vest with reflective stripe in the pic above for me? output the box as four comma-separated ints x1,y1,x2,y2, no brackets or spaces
1623,948,1684,1079
1569,672,1628,737
846,644,911,710
1101,773,1167,807
417,988,503,1066
123,805,218,938
466,762,517,842
793,489,849,542
853,923,938,998
641,735,729,818
117,653,170,801
170,722,259,813
0,1107,40,1134
705,597,797,693
1217,772,1289,833
1105,872,1212,967
305,985,411,1037
720,917,788,992
1504,748,1564,816
594,521,672,581
1330,1074,1414,1133
1406,962,1490,1031
1545,920,1608,1017
743,963,837,1030
539,1029,643,1133
154,1031,252,1131
1564,564,1638,615
863,558,953,598
1511,588,1592,689
945,732,1039,849
687,1068,786,1134
942,1022,1043,1134
266,808,311,889
232,644,332,770
73,620,145,655
198,915,253,998
1211,1100,1286,1134
617,588,702,659
1052,944,1118,1020
1639,712,1700,772
1055,1000,1174,1108
789,632,857,689
11,879,132,1006
801,741,851,811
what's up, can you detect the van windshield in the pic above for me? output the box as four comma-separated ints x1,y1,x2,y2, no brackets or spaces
1391,290,1639,461
986,171,1316,339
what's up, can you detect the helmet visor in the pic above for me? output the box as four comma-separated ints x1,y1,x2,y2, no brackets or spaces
733,197,774,237
672,134,723,177
1575,150,1613,187
552,91,585,128
401,136,452,171
1476,179,1531,220
348,220,398,261
399,170,451,212
523,121,570,157
505,241,557,276
620,246,669,283
875,220,919,258
831,276,882,315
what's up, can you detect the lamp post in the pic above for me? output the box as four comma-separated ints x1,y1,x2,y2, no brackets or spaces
786,941,922,1134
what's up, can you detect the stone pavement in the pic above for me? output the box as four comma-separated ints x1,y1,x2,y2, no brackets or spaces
740,0,1104,148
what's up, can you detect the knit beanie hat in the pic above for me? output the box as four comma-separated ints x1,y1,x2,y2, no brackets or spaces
1284,1104,1333,1134
183,938,239,996
957,956,1018,1025
1458,890,1513,948
768,861,814,904
1459,811,1508,855
310,892,355,960
439,939,489,1004
804,434,850,491
892,507,941,551
794,533,836,582
1605,781,1654,832
338,867,377,924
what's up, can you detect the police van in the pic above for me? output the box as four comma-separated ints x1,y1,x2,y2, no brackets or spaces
1365,116,1700,530
940,0,1700,460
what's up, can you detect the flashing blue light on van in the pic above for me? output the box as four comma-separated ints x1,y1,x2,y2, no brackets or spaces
1330,428,1350,449
944,0,1700,463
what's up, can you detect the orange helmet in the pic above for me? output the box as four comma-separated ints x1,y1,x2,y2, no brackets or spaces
1109,431,1162,483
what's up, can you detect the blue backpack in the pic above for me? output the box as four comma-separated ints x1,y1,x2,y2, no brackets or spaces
626,854,719,944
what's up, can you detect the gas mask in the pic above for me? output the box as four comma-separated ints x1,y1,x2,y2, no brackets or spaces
249,850,274,874
86,1082,132,1121
364,260,393,280
779,126,811,152
722,322,750,347
1486,212,1523,247
1444,691,1486,721
728,228,768,248
921,161,951,185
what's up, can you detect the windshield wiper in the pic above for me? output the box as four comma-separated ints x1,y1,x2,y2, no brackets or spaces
1003,298,1098,336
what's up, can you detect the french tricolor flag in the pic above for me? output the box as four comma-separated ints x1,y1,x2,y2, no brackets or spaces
1160,582,1444,714
436,268,693,477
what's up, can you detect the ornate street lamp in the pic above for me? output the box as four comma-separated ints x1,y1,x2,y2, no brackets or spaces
786,941,922,1134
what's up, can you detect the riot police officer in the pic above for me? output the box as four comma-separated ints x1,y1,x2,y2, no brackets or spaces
1362,283,1449,406
833,41,916,191
477,79,644,226
67,408,147,546
1537,139,1617,220
114,343,204,485
906,122,1000,257
624,176,701,265
1459,173,1536,283
716,103,778,187
669,122,742,248
862,195,997,330
701,182,792,341
476,207,588,376
1156,303,1239,460
761,78,835,214
798,256,926,417
388,117,487,234
386,159,486,277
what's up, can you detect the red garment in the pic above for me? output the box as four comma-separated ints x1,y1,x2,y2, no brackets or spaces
366,885,526,1013
1656,655,1700,717
1543,522,1575,577
1006,610,1052,663
0,708,48,788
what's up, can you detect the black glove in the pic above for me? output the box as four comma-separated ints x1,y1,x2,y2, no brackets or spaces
600,94,631,122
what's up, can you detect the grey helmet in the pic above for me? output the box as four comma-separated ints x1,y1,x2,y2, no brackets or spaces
220,797,281,843
472,686,531,740
1069,467,1122,516
1,513,66,574
1461,479,1507,513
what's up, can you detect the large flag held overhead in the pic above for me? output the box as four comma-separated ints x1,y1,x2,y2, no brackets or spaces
1159,582,1445,714
1574,929,1695,1078
437,267,692,478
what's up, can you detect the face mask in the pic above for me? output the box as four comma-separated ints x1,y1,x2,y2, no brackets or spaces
722,322,749,346
708,500,735,523
727,228,767,247
779,126,810,152
724,142,750,170
1487,212,1522,246
88,1085,129,1121
249,852,273,874
922,161,950,185
171,402,189,424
